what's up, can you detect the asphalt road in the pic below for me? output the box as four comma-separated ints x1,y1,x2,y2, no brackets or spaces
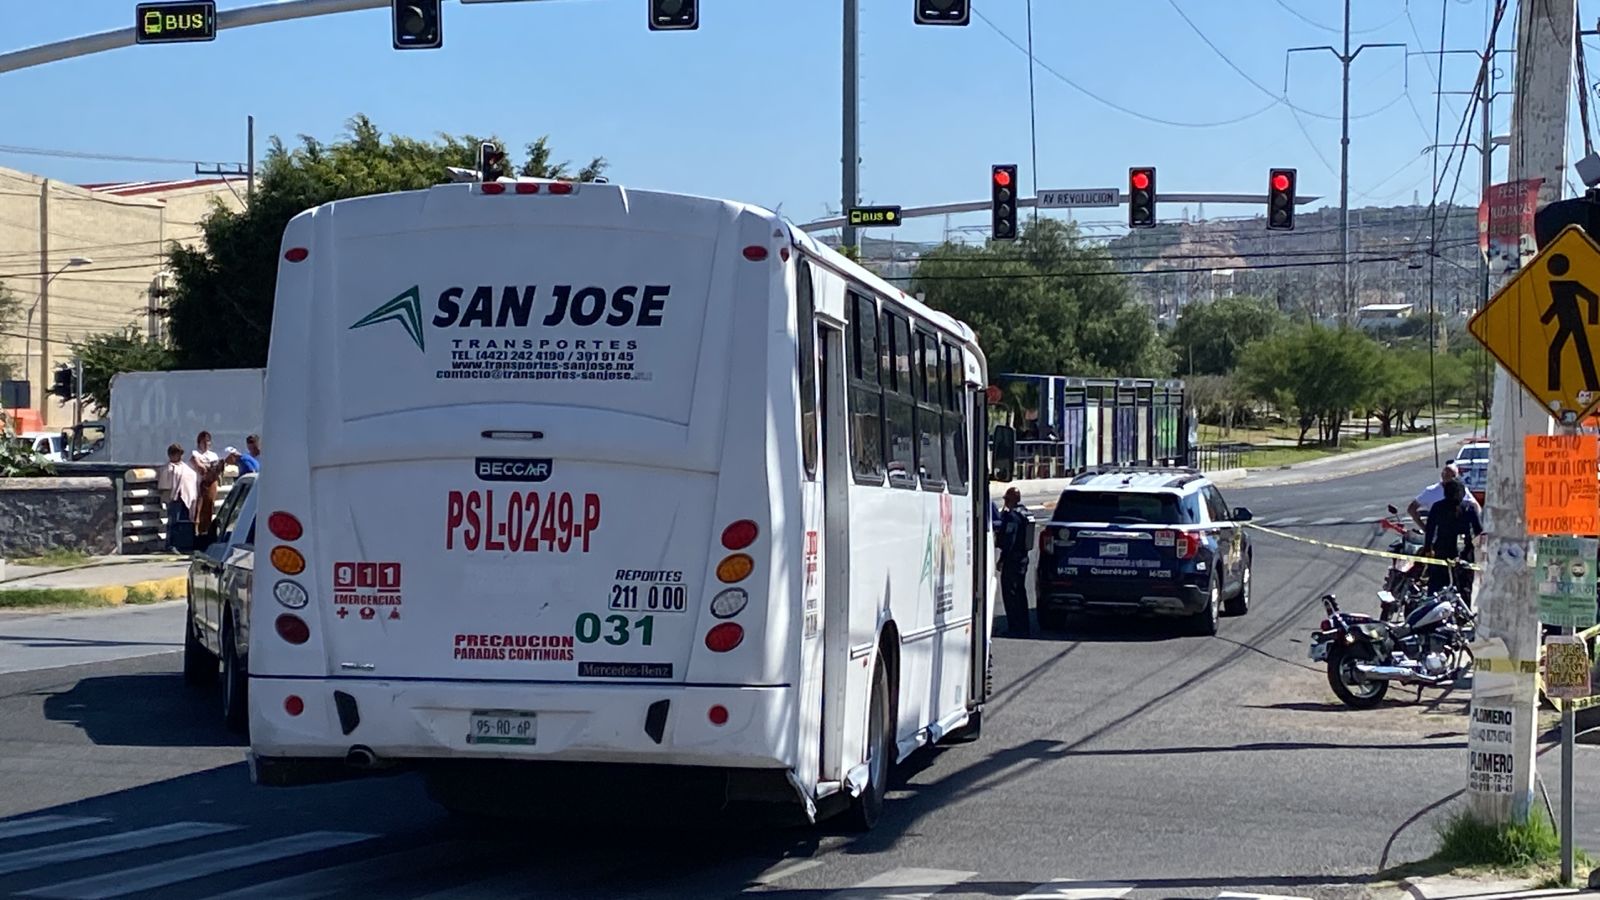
0,453,1594,900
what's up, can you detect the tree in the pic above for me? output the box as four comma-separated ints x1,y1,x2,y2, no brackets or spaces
1169,295,1285,375
910,218,1173,379
166,115,609,370
0,414,52,477
1183,373,1254,432
1238,324,1383,445
49,326,175,415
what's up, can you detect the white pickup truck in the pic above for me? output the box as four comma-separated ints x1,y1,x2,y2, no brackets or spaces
1451,439,1490,504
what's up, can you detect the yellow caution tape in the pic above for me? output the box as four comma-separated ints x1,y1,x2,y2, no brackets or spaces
1243,522,1482,571
1476,657,1541,675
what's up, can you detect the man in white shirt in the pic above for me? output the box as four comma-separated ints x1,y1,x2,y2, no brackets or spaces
1408,462,1481,529
161,443,200,552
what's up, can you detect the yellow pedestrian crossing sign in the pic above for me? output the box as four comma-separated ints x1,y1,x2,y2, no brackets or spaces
1469,224,1600,423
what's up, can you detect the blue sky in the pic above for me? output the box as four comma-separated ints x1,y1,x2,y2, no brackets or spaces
0,0,1556,243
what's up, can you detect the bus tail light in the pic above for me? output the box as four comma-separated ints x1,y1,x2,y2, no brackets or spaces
716,553,754,583
270,546,305,575
284,695,305,716
708,705,729,726
275,614,311,645
268,512,303,542
721,520,758,551
710,588,748,619
705,623,744,653
742,245,769,262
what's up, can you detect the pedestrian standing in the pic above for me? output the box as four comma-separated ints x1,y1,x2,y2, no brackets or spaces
239,434,261,474
190,431,220,534
998,486,1034,637
160,443,198,553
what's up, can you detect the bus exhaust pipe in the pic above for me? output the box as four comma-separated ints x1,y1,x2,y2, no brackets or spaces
345,746,378,769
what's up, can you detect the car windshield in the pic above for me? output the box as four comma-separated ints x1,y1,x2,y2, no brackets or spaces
1052,490,1185,525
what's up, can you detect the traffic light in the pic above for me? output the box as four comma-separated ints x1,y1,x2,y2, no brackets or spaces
1267,168,1297,231
1128,167,1157,228
991,165,1018,241
915,0,970,25
478,142,507,182
648,0,698,30
392,0,441,50
49,366,74,402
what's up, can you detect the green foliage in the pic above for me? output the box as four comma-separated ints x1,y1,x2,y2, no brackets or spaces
166,115,609,370
0,414,54,477
911,219,1173,379
1169,296,1286,376
51,327,175,415
1238,324,1383,445
1183,373,1254,430
1433,808,1567,870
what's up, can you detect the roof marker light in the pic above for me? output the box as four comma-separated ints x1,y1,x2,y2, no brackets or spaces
482,183,506,195
515,182,541,194
743,245,769,261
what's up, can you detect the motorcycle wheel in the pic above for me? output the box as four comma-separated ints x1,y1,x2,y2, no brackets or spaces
1327,643,1389,709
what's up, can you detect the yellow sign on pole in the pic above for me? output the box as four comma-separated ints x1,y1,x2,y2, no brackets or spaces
1468,224,1600,423
1543,635,1593,701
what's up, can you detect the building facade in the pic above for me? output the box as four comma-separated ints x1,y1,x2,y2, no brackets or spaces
0,166,244,429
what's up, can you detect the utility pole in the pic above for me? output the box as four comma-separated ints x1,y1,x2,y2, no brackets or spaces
1285,0,1405,324
1473,0,1573,827
840,0,859,253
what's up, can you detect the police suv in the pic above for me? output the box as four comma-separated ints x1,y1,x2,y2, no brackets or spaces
1033,467,1254,636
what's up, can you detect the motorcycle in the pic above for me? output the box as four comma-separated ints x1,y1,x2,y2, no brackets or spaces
1308,589,1476,709
1376,504,1427,621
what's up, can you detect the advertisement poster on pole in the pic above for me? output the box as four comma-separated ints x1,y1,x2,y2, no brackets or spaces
1534,536,1599,629
1543,635,1593,701
1477,178,1543,275
1467,701,1518,797
1523,435,1600,535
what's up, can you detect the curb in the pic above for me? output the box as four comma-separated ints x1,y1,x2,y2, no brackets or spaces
0,575,187,605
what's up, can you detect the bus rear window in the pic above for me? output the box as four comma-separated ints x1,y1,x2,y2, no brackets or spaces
1052,491,1185,525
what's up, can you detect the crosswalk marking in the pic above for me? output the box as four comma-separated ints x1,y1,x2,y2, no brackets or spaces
196,839,485,900
823,867,977,899
0,817,107,841
20,830,377,899
1216,893,1314,900
1308,516,1344,526
1017,880,1135,899
0,822,240,877
1266,516,1303,526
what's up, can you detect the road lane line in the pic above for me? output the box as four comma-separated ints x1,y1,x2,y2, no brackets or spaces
0,822,239,876
196,839,484,900
1269,516,1303,526
823,867,977,898
0,816,107,841
1019,879,1134,899
20,830,376,899
1308,517,1344,526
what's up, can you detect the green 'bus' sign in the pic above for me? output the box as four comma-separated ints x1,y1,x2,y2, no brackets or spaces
849,205,903,227
136,1,217,44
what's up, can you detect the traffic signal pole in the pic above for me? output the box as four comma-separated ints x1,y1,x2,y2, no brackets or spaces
1473,0,1574,828
840,0,860,252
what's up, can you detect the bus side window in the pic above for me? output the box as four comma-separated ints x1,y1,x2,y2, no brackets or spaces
942,343,969,494
847,291,886,484
883,307,916,488
916,329,944,490
797,261,819,481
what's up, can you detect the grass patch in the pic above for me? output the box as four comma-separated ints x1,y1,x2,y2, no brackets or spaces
10,548,94,568
1377,808,1595,890
1240,431,1424,469
0,588,116,610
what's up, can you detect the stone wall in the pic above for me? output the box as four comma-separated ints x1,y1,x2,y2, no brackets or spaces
0,477,118,556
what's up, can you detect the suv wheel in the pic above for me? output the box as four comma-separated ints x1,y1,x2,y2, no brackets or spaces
1224,558,1251,616
1190,576,1220,636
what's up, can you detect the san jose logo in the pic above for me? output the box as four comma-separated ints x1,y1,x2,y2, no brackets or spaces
350,285,427,351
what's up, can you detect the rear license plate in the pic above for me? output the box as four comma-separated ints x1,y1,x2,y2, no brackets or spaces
1100,542,1128,557
467,709,537,745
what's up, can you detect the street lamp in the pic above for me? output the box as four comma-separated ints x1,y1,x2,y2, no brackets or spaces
22,256,91,400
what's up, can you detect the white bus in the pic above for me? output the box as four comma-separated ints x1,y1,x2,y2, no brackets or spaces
247,177,995,829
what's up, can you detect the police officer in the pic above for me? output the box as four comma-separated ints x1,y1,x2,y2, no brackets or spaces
997,487,1033,637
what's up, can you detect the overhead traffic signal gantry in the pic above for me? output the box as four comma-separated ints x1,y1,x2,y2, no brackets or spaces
914,0,970,25
1128,167,1156,229
1268,168,1297,231
391,0,441,49
991,165,1018,241
648,0,698,30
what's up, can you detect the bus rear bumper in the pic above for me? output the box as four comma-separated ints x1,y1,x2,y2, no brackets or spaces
247,677,793,782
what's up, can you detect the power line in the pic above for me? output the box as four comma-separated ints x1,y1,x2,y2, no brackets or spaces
1274,0,1405,36
0,142,242,167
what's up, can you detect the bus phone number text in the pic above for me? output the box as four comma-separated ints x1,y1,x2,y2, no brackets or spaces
446,490,600,553
609,582,688,613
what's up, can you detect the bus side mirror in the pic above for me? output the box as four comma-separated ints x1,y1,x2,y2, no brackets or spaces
991,425,1016,482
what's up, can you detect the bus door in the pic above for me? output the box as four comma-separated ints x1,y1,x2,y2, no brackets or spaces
817,319,855,790
795,285,827,794
968,387,992,711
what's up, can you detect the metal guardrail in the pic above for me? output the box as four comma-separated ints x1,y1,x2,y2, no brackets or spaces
1187,443,1244,472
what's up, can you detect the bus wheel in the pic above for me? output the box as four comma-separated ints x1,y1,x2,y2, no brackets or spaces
845,661,892,831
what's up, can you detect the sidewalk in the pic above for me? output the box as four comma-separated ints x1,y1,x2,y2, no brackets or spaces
0,555,189,607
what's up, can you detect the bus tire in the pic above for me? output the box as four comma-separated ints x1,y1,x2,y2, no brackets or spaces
845,660,892,831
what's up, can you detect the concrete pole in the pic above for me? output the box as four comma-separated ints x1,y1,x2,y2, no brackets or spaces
1471,0,1574,826
36,180,50,428
1339,0,1352,322
840,0,859,253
